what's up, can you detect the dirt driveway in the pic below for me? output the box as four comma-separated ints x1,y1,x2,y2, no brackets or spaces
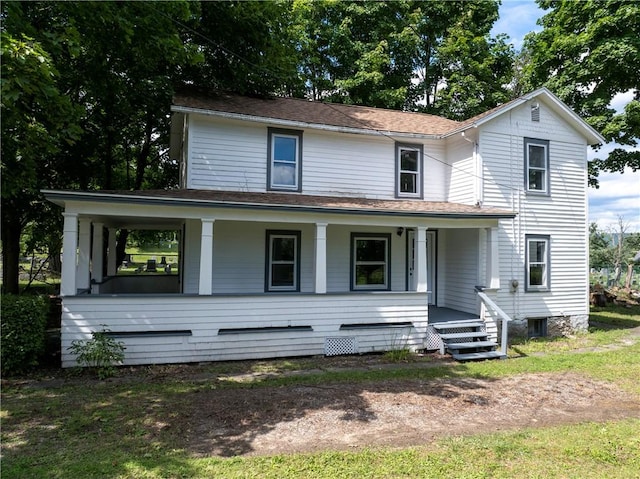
146,363,640,457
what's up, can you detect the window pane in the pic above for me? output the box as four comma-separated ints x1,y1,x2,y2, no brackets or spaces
528,240,546,262
400,149,418,171
355,265,386,285
529,265,545,286
528,170,545,191
400,172,417,193
356,239,386,262
272,264,294,287
273,163,296,186
528,145,545,168
274,136,296,162
272,237,295,261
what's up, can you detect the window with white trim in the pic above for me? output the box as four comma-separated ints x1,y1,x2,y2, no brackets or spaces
525,138,549,194
525,235,550,291
268,128,302,191
351,234,391,290
266,230,300,292
396,143,423,198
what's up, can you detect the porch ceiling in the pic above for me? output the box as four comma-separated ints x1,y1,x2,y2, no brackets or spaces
43,189,516,220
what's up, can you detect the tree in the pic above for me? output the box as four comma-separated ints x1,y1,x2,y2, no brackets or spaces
1,30,82,293
522,0,640,187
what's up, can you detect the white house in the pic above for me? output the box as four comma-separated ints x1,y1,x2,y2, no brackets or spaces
44,87,604,367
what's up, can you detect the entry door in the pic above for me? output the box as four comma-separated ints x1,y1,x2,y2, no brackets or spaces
407,230,436,304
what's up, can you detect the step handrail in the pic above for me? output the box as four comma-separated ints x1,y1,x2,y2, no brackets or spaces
476,289,512,356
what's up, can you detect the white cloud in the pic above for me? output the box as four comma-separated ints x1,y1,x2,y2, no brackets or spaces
491,1,544,50
610,90,635,114
589,167,640,232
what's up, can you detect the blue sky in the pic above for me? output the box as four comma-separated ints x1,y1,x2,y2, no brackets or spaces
491,0,640,233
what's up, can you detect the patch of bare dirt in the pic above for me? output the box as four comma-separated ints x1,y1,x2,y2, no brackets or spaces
163,371,639,457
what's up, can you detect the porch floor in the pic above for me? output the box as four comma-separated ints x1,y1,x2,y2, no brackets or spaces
428,306,478,324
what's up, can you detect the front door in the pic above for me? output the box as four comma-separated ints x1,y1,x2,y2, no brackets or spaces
407,230,436,304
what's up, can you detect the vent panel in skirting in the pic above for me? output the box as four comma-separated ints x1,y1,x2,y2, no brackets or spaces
324,337,358,356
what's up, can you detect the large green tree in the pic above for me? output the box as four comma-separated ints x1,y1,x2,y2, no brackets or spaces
522,0,640,186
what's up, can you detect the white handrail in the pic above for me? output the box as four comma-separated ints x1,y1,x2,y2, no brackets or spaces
477,290,512,356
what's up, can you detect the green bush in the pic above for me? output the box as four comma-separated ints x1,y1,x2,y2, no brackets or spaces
68,327,125,379
1,294,49,375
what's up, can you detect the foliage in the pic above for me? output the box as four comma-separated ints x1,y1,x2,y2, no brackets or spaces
0,294,48,375
68,328,126,379
589,220,640,285
522,0,640,187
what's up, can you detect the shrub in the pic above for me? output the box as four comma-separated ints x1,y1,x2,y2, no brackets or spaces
68,327,125,379
1,294,49,375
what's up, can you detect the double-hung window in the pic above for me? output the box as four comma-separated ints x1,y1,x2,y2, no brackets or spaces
525,235,550,291
525,138,549,194
351,234,391,290
268,128,302,191
266,230,300,292
396,143,423,198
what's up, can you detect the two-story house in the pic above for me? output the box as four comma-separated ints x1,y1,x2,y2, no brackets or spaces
45,87,604,367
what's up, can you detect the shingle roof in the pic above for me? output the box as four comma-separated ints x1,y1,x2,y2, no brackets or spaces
172,93,460,137
47,189,515,219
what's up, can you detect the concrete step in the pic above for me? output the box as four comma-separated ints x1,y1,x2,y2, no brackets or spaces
445,340,497,351
431,320,484,331
439,331,489,341
451,350,507,361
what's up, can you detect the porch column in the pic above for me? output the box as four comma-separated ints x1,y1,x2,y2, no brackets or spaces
415,226,428,292
488,227,500,289
199,218,215,295
314,222,327,293
61,213,78,296
77,217,91,291
91,222,104,284
107,228,117,276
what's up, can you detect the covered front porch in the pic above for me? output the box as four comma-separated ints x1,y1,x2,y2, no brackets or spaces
45,189,514,367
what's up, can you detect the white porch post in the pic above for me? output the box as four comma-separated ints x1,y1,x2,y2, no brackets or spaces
77,218,91,291
415,226,428,292
91,222,104,285
314,222,327,293
199,218,215,295
488,227,500,289
61,213,78,296
107,228,118,276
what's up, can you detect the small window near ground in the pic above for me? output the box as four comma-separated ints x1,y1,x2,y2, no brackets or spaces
525,235,550,291
266,230,300,292
528,317,547,338
351,234,391,290
268,128,302,191
525,138,549,194
396,143,423,198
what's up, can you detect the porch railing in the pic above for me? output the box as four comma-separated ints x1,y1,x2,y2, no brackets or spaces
476,289,512,355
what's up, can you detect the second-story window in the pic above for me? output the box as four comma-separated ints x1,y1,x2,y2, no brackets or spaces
525,138,549,194
268,128,302,192
396,143,423,198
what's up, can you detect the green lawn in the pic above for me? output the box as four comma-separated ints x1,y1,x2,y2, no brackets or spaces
2,305,639,478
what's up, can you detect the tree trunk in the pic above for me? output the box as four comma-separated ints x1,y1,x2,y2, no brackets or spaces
1,206,23,294
624,264,633,290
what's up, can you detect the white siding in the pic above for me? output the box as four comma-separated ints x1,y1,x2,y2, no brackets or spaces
445,135,476,204
185,115,450,200
478,99,590,321
439,229,479,314
61,293,429,367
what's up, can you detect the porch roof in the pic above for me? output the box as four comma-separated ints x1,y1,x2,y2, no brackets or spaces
44,189,516,219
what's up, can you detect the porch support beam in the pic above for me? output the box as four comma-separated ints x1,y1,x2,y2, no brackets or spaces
77,217,91,291
198,218,215,295
314,222,327,293
61,213,79,296
91,222,104,285
488,227,500,289
415,226,428,292
107,228,117,276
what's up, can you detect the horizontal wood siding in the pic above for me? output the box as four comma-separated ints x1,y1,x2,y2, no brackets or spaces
445,135,475,204
440,229,479,314
61,293,429,366
479,100,589,321
185,114,450,200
